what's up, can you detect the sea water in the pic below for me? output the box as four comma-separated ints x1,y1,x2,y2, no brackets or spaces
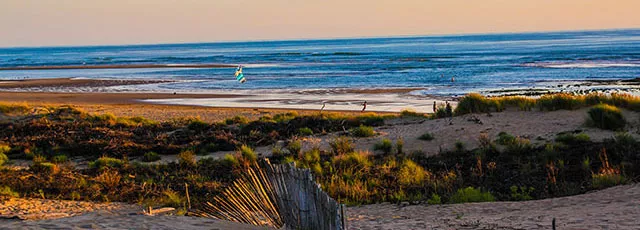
0,29,639,96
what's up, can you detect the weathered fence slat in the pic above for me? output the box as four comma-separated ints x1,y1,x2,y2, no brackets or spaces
191,160,345,229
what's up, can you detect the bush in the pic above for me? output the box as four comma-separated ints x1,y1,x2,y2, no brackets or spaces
225,115,249,125
0,144,8,166
588,104,626,130
450,187,495,203
187,119,209,131
418,132,434,141
52,154,68,164
89,157,125,170
592,173,626,189
199,143,218,155
0,152,7,166
286,140,302,155
427,194,441,205
329,136,354,155
142,152,161,162
0,186,19,197
351,125,375,137
31,162,60,174
222,154,240,168
398,159,427,187
496,132,516,145
239,145,257,163
510,186,534,201
373,138,393,155
298,127,314,136
332,151,372,170
400,109,425,118
178,150,196,166
396,138,404,155
555,133,590,144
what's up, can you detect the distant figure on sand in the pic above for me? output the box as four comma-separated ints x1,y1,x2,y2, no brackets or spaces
433,101,437,113
361,101,367,112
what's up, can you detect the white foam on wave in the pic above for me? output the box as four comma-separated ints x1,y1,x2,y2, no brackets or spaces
523,61,640,68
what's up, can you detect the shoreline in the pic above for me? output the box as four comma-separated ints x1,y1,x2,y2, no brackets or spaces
0,63,237,71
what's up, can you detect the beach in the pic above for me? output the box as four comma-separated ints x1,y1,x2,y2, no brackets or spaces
1,29,639,229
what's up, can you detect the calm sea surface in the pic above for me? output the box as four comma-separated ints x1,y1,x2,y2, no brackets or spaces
1,29,639,95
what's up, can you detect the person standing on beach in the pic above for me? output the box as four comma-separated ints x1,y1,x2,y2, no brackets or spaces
433,101,437,113
361,101,367,112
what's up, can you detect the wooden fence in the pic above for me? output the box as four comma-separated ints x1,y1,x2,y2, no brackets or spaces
191,159,346,230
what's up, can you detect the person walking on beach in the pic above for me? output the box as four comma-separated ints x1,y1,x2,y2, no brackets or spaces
361,101,367,112
433,101,437,113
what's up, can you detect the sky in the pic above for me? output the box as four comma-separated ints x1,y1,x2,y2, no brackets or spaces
1,0,640,47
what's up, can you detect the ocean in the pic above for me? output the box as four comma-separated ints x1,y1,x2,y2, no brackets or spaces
1,29,639,96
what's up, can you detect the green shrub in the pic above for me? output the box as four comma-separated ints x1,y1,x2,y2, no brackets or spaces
592,173,626,189
427,193,441,205
142,152,161,162
0,152,7,166
222,154,240,168
89,157,125,170
356,113,385,126
0,186,19,197
329,136,354,155
373,138,393,155
162,189,185,208
555,133,591,144
178,150,196,166
418,132,434,141
450,187,495,203
31,162,60,174
351,125,375,137
286,140,302,155
0,144,10,155
52,154,68,163
225,115,249,125
496,132,516,145
239,145,257,162
396,138,404,155
510,186,534,201
298,127,314,136
398,159,427,187
332,151,372,170
0,144,8,166
199,143,218,155
187,119,209,131
400,109,425,118
588,104,626,130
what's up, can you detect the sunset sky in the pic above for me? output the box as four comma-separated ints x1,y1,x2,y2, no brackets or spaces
2,0,640,47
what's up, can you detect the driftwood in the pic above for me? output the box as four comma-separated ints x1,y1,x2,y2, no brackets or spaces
191,160,346,230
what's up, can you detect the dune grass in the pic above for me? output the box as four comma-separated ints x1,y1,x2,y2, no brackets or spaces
587,104,626,130
453,92,640,116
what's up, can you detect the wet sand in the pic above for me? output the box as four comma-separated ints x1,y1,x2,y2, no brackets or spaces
0,78,175,89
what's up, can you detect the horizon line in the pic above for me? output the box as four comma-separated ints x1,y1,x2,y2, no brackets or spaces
1,27,639,49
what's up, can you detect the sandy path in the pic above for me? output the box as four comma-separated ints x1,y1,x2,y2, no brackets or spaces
0,212,269,230
350,108,640,155
0,197,268,230
347,184,640,230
